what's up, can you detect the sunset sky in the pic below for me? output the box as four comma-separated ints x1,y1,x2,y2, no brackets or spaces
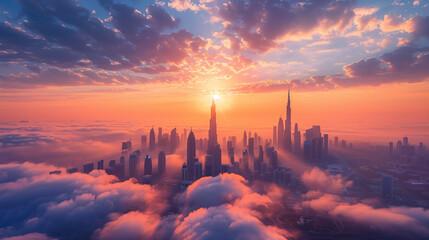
1,0,428,143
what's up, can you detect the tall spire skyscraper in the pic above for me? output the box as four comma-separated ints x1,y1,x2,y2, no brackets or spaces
278,117,284,148
187,130,196,181
208,98,218,150
284,88,292,152
207,96,221,176
149,127,156,152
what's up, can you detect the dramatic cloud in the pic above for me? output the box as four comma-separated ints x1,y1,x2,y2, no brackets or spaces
173,205,288,240
0,162,166,240
0,0,205,73
215,0,356,52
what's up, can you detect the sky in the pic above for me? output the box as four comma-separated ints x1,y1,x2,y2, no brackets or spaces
0,0,429,143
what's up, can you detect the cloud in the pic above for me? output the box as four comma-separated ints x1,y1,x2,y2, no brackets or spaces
0,0,205,74
301,167,352,192
214,0,356,52
173,205,288,240
1,232,56,240
0,162,166,240
169,0,200,12
302,193,429,238
343,57,384,77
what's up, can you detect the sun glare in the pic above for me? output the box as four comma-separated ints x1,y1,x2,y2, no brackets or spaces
213,94,220,101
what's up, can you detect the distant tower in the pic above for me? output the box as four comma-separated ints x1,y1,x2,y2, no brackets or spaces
212,144,222,176
284,88,292,152
248,137,255,158
97,160,104,170
141,135,147,152
243,131,247,148
181,163,188,181
170,128,177,153
158,151,166,174
129,151,140,178
273,126,277,146
208,98,218,151
158,127,163,145
144,155,152,175
269,150,278,170
149,128,156,152
194,161,202,180
323,134,329,156
187,130,197,181
293,123,301,154
278,117,284,148
403,136,409,146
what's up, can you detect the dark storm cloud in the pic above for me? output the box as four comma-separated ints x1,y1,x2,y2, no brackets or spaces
216,0,356,52
0,0,205,74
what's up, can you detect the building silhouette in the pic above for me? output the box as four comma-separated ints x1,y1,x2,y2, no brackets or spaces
284,88,292,152
243,131,247,148
194,161,202,180
149,128,156,152
144,155,152,176
278,117,284,148
273,126,277,146
158,151,166,174
129,151,140,178
187,130,197,181
293,123,301,154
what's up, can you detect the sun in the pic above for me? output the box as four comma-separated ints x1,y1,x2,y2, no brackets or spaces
213,94,220,101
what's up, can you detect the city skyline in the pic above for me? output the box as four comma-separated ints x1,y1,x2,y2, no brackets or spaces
0,0,429,240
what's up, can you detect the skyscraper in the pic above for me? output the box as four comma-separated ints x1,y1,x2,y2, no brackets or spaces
278,117,284,148
149,128,156,152
208,98,218,151
144,155,152,176
158,151,166,174
212,144,222,176
170,128,177,153
97,160,104,170
194,161,202,180
323,134,329,155
141,135,147,152
248,137,254,158
284,88,292,152
293,123,301,154
181,163,188,181
243,131,247,148
158,127,163,145
273,126,277,146
129,151,140,178
187,130,196,181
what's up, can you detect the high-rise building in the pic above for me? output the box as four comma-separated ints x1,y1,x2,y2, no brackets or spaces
129,151,140,178
293,123,301,154
194,161,202,180
144,155,152,176
208,98,218,151
248,137,254,158
304,126,323,160
273,126,277,146
242,149,249,171
403,136,409,146
181,163,188,181
97,160,104,170
109,160,116,168
334,136,339,147
382,175,393,198
158,151,166,174
170,128,177,153
212,144,222,176
83,163,94,174
158,127,163,145
323,134,329,155
141,135,147,152
396,140,402,154
149,128,156,152
278,117,284,148
122,140,132,152
204,154,213,176
243,131,247,148
284,88,292,152
187,130,197,181
269,150,278,170
227,140,234,164
113,162,124,180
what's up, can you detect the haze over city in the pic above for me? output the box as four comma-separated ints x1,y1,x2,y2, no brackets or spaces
0,0,429,240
